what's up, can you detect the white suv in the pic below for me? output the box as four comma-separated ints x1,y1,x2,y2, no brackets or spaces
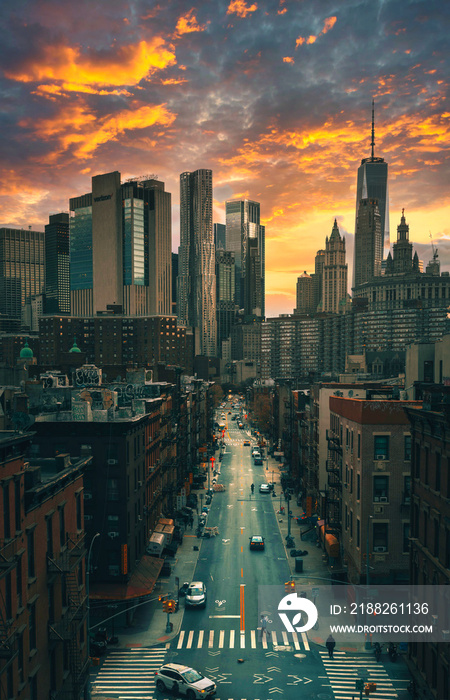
155,664,216,698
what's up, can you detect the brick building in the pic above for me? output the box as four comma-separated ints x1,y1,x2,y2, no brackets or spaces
329,396,421,583
0,432,91,700
404,387,450,700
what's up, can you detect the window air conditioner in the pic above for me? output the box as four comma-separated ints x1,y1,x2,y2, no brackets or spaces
374,506,384,514
138,516,143,522
138,481,143,487
374,546,387,552
379,496,388,502
108,532,119,539
84,493,93,500
107,459,118,465
375,454,386,460
374,497,380,502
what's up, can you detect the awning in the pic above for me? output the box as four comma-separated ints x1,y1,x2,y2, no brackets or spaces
89,555,164,601
325,533,340,559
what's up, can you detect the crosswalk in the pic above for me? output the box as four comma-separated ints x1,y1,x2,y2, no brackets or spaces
319,650,402,699
176,628,310,651
91,647,166,699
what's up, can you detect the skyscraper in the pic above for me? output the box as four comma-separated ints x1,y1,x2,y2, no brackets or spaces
214,223,226,250
353,198,382,289
355,102,389,258
295,272,315,314
0,227,45,326
177,169,217,357
216,249,236,357
70,172,172,317
225,199,265,318
322,220,347,314
44,212,70,314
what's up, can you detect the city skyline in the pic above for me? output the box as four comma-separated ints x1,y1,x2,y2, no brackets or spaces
0,0,448,317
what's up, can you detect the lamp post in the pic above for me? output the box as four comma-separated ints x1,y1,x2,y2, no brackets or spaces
86,532,100,699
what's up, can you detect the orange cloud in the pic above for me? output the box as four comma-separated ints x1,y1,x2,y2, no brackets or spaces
175,9,208,35
278,7,287,14
160,77,188,85
307,35,317,44
4,38,176,92
19,100,176,161
227,0,258,18
296,37,306,47
283,57,294,64
322,16,337,33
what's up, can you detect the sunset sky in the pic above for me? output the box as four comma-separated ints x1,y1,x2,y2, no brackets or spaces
1,0,449,316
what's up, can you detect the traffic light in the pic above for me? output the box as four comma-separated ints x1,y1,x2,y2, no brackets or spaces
365,683,377,696
162,599,169,612
158,594,164,602
285,580,295,592
166,599,176,613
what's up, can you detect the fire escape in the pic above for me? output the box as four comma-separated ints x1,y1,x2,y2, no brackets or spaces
0,538,19,676
47,533,89,700
325,429,342,531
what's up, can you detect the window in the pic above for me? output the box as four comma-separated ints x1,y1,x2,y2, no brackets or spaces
374,435,389,459
29,602,36,651
47,517,53,559
350,511,353,538
59,505,66,547
357,518,360,548
404,476,411,504
372,522,388,551
403,523,410,553
404,435,412,461
424,447,429,485
373,476,389,501
435,453,441,492
18,633,24,684
76,493,82,530
27,531,35,578
15,479,21,532
434,520,440,558
350,468,353,494
345,505,348,531
357,433,361,458
107,478,119,501
48,583,55,624
357,474,361,501
3,482,10,539
16,556,22,608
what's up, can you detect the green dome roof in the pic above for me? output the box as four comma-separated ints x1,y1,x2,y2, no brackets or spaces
69,336,82,353
20,340,33,358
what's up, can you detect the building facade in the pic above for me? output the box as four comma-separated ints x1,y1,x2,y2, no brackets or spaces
322,220,348,314
177,169,217,356
353,198,382,288
225,199,265,319
295,271,315,314
70,172,172,317
0,227,45,328
44,213,70,315
216,249,236,357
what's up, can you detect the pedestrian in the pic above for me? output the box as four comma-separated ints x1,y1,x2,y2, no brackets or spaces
189,516,194,529
326,634,336,659
260,614,269,639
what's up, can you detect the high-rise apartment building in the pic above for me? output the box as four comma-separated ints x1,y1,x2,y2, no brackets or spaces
295,271,315,314
214,223,226,250
70,172,172,317
216,249,236,357
225,199,265,318
44,212,70,314
355,102,389,257
322,220,348,314
0,227,45,326
177,169,217,357
353,198,382,289
313,249,325,311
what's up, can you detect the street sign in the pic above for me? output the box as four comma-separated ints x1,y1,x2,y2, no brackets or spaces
312,587,319,597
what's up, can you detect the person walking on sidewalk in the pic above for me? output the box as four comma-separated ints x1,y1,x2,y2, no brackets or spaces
326,634,336,659
260,614,269,640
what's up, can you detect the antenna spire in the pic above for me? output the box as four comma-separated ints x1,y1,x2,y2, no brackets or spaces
371,99,375,160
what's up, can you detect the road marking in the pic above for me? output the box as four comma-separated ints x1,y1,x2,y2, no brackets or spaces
240,584,245,630
198,630,204,648
240,632,245,648
251,630,256,648
262,633,268,649
241,545,243,552
230,630,235,648
271,631,277,645
209,615,241,618
292,632,300,650
187,630,194,648
208,630,214,648
177,631,185,649
219,630,225,648
301,632,310,650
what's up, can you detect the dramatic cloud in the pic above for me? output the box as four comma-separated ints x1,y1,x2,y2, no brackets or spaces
0,0,449,316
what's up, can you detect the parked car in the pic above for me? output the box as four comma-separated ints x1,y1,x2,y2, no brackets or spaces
259,484,271,493
249,535,265,550
155,664,216,698
185,581,207,608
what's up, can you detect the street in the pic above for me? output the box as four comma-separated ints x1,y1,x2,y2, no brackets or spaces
91,402,413,700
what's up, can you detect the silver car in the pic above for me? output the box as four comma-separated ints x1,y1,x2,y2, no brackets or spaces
155,663,216,698
185,581,207,608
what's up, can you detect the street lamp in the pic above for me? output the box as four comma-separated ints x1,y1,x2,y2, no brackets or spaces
86,532,100,697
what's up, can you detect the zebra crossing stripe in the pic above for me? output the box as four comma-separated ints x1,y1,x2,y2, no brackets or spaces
292,632,300,650
262,632,268,649
251,629,256,648
271,630,277,645
301,632,310,650
198,629,204,648
208,630,214,648
177,630,184,649
187,630,194,648
219,630,225,648
230,630,235,648
240,631,245,648
282,631,288,645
